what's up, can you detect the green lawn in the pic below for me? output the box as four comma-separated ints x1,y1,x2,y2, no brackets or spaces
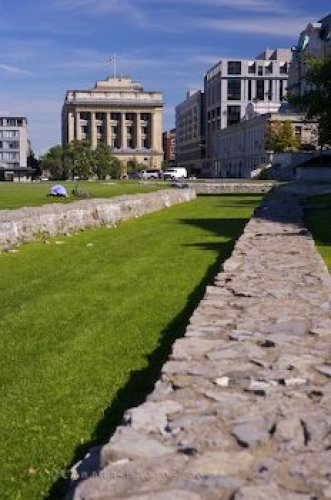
304,193,331,271
0,194,263,499
0,180,163,210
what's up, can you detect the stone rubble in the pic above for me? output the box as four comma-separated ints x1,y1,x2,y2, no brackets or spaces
71,186,331,499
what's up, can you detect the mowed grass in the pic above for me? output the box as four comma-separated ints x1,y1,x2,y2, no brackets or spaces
304,193,331,271
0,180,163,210
0,194,263,499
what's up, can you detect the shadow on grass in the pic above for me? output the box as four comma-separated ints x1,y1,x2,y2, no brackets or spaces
47,214,252,500
304,194,331,248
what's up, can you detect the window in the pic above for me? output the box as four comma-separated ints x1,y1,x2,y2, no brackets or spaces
258,65,263,76
227,79,241,100
248,80,252,101
227,105,241,126
96,112,104,120
280,63,288,74
228,61,241,75
248,63,256,74
80,112,89,120
294,126,302,138
265,63,273,75
256,80,265,100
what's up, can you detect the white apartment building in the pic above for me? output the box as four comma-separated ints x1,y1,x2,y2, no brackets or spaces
288,13,331,97
0,116,31,181
62,76,164,169
175,90,205,175
213,104,318,178
205,48,292,175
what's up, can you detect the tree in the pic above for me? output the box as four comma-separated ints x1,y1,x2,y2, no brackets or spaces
68,140,94,179
27,148,41,177
40,145,66,180
289,55,331,149
93,142,117,179
265,121,299,153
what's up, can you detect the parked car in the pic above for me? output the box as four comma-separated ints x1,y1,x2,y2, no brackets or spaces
128,171,141,179
163,167,188,180
139,169,162,179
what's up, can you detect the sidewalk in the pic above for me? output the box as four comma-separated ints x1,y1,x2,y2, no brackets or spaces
72,187,331,499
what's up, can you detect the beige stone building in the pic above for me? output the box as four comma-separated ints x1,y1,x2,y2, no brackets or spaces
213,104,318,178
62,76,163,169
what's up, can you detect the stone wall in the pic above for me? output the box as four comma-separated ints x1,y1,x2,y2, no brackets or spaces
71,185,331,499
190,182,274,194
0,189,196,251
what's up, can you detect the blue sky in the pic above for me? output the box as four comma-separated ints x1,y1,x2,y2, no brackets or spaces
0,0,328,156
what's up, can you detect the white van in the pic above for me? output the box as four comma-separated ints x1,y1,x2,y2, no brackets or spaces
163,167,188,180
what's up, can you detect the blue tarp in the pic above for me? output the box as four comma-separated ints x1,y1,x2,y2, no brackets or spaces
49,185,68,197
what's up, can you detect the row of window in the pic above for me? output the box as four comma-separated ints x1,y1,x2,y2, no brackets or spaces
0,152,20,160
79,133,151,149
0,119,24,127
79,112,151,121
0,130,19,139
80,125,149,136
0,141,19,149
207,78,286,105
227,61,288,76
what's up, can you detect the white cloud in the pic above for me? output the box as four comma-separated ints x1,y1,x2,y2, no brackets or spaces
164,0,283,13
51,0,143,18
195,15,312,37
0,63,32,75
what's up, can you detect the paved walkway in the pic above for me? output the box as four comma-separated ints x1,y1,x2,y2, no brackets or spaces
72,187,331,499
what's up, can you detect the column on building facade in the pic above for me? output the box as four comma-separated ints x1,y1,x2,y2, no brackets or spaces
90,112,97,149
135,112,141,149
75,111,81,141
67,112,75,143
274,80,279,101
149,112,156,149
105,113,111,147
120,113,127,149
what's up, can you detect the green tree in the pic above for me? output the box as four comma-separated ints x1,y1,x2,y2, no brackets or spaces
27,148,41,178
289,55,331,148
40,145,66,180
69,140,95,179
92,142,116,179
265,121,299,153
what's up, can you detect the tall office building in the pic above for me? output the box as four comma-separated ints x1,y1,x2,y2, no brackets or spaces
204,48,292,174
0,116,31,181
62,76,164,169
175,90,205,175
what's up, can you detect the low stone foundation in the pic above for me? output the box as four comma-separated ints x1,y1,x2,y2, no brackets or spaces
0,189,196,251
191,182,275,194
71,186,331,499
